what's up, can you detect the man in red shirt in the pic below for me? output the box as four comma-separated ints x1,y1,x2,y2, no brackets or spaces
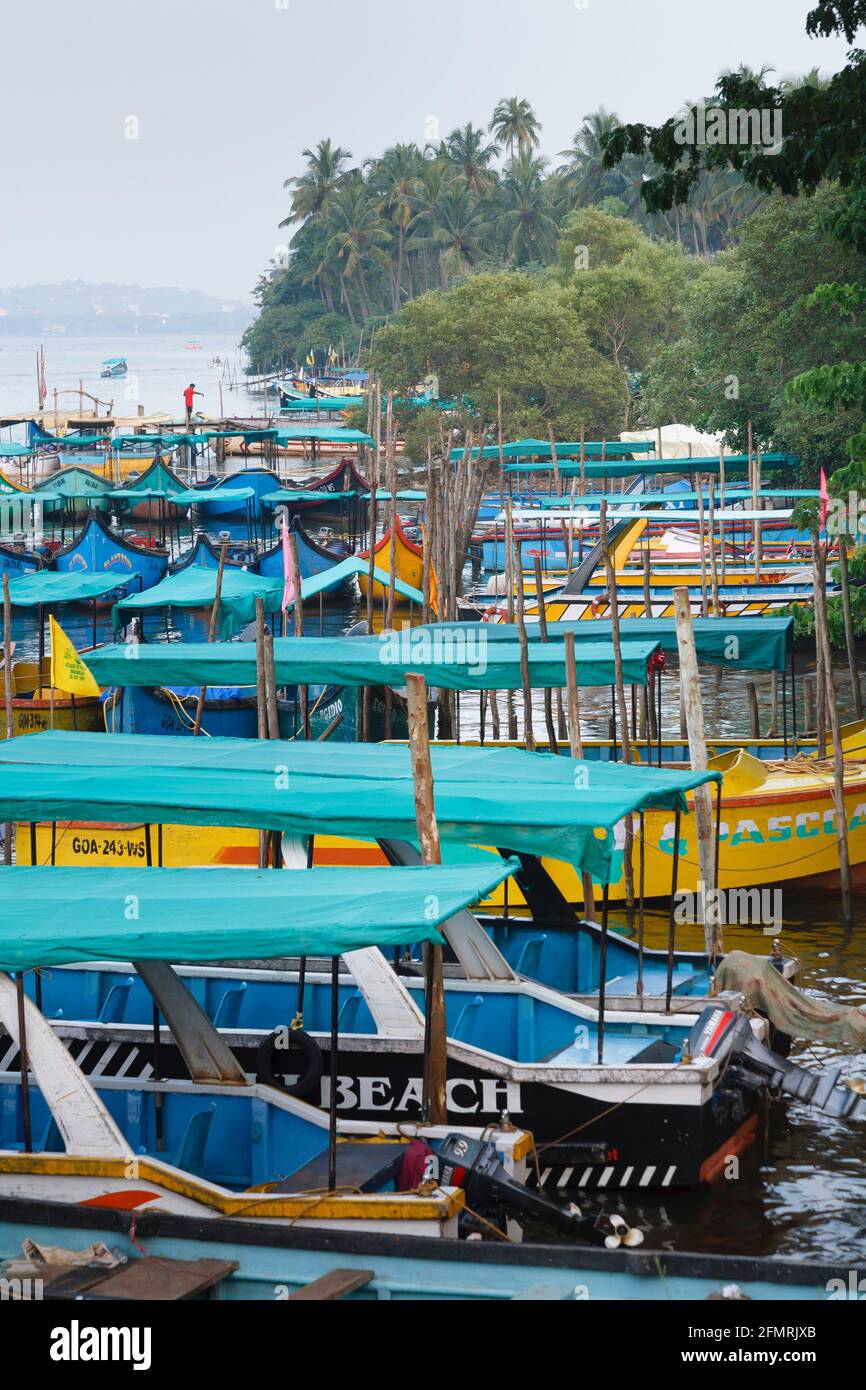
183,382,202,427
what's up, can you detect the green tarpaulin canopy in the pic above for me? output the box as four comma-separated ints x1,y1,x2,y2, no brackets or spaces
4,570,140,609
0,444,33,458
412,619,793,674
113,566,283,638
178,488,254,506
274,426,373,446
505,454,798,480
450,440,654,462
0,732,720,883
279,397,359,412
84,633,661,691
0,863,521,970
262,489,360,506
290,556,423,606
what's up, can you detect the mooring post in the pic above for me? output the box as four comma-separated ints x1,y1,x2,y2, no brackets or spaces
673,587,721,957
405,672,447,1125
192,540,229,737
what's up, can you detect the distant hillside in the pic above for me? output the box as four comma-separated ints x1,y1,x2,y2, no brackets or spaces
0,281,252,335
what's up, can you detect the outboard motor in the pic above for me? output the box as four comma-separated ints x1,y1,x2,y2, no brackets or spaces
689,1006,866,1120
435,1133,643,1248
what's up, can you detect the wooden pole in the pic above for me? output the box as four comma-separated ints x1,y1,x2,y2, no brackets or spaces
533,554,558,753
696,475,708,618
814,540,853,925
255,599,269,868
405,673,447,1125
838,538,863,720
3,575,13,863
673,587,721,957
512,518,536,752
600,501,634,910
385,392,397,631
565,632,596,918
192,540,228,737
504,493,518,740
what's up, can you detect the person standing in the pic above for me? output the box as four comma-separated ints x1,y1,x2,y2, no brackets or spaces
183,382,203,427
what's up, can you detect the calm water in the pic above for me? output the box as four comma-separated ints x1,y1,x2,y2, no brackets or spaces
0,333,261,430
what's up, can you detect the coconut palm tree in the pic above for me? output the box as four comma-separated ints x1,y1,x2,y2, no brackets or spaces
281,139,353,226
324,174,392,321
489,97,541,161
557,108,627,206
446,123,500,196
368,143,425,309
432,184,490,283
496,152,558,264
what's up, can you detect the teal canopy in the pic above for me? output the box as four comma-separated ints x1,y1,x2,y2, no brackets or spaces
0,732,720,883
413,619,793,674
113,566,283,638
111,434,191,450
4,570,140,609
262,489,359,506
84,633,661,691
178,487,254,506
279,397,359,413
44,434,111,449
0,444,33,459
450,440,654,462
0,863,521,971
506,454,798,480
291,556,423,606
274,426,373,446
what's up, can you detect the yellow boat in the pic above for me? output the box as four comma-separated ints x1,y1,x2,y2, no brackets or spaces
0,657,102,738
358,517,424,603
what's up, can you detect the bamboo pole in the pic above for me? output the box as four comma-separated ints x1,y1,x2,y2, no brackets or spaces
696,474,708,618
3,575,13,864
565,632,596,918
533,555,558,753
814,540,853,925
838,539,863,720
512,508,535,752
673,587,721,957
600,501,634,911
289,530,308,738
192,540,228,736
405,673,447,1125
504,493,518,740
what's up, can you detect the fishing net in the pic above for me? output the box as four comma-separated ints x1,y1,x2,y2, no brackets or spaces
716,950,866,1051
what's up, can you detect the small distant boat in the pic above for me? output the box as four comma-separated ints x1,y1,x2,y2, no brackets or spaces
100,358,127,379
184,341,202,350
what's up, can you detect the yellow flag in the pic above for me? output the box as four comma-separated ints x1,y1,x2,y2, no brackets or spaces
49,616,101,697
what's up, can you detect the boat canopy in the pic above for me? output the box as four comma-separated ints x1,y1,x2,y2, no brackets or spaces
537,489,819,506
274,426,374,446
34,433,111,450
505,454,799,479
84,633,662,691
3,569,140,609
175,487,255,506
450,440,655,462
0,862,514,971
113,565,283,637
0,732,721,883
262,489,361,506
279,396,359,412
416,618,794,675
289,556,423,606
0,444,33,459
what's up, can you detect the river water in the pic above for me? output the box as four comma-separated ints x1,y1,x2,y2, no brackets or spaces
2,341,865,1264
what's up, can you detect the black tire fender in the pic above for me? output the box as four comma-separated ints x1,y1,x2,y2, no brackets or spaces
255,1028,324,1098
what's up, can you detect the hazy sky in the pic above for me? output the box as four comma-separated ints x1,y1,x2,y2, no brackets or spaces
0,0,854,301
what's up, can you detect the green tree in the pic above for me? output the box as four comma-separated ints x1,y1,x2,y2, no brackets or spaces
489,97,541,160
496,152,558,264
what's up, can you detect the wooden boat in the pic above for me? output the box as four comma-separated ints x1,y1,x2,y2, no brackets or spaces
256,518,351,586
192,469,278,521
170,533,248,573
112,457,189,522
103,683,259,739
0,1198,855,1300
358,517,424,603
0,657,102,738
52,513,169,597
100,357,127,379
276,458,370,519
35,465,112,516
0,542,43,580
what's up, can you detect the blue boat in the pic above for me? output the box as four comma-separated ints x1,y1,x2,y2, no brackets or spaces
193,470,279,521
171,533,249,573
104,683,259,739
52,513,168,594
0,543,42,580
100,357,128,379
256,517,351,585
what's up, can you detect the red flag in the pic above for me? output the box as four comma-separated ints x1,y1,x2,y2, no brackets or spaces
281,519,294,612
819,468,830,529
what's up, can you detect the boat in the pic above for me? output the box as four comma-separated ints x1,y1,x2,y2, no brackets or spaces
358,517,424,603
0,656,102,737
100,358,128,379
35,466,112,518
51,512,169,596
102,684,259,739
192,469,279,521
256,517,351,586
0,542,43,580
110,457,190,523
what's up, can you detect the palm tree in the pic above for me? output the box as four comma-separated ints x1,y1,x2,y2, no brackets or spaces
446,123,500,196
496,152,558,264
407,156,458,293
368,143,424,309
432,185,490,283
557,108,626,207
324,174,391,321
281,139,353,226
489,97,541,161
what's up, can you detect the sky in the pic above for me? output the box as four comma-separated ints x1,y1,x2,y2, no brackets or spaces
0,0,855,302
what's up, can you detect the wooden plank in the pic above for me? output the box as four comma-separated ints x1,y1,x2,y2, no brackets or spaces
82,1256,237,1301
288,1268,375,1302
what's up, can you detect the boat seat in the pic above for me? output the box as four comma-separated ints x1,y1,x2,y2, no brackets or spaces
337,990,363,1031
628,1039,681,1065
172,1103,217,1177
211,982,247,1029
264,1142,407,1195
98,977,135,1024
513,937,548,977
450,995,484,1042
39,1115,64,1153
